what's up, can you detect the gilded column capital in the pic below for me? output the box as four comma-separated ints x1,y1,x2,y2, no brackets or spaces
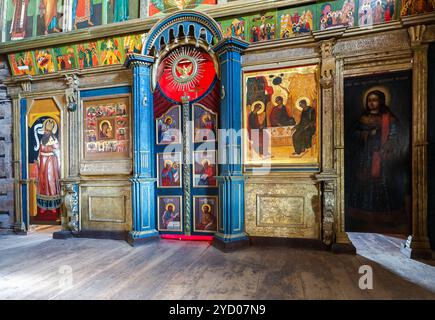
319,39,336,89
408,24,427,48
125,54,155,69
20,81,32,93
320,39,336,59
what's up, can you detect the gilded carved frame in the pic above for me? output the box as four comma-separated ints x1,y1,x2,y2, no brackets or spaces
332,25,433,256
241,63,321,170
79,93,133,175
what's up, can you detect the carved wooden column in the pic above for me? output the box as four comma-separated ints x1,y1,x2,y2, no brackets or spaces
65,74,80,233
212,38,250,251
54,74,80,239
10,94,25,234
9,81,32,234
319,40,335,172
316,39,355,253
401,25,433,259
126,54,159,246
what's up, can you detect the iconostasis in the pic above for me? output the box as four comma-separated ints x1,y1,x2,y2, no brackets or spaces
3,3,433,253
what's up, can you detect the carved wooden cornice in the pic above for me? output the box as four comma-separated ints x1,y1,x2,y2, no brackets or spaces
313,27,346,41
334,29,412,58
244,34,316,52
213,37,249,55
401,11,435,27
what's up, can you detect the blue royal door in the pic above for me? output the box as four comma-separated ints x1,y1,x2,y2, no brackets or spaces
154,44,220,237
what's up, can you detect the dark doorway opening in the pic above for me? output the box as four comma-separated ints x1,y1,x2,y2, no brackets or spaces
428,43,435,250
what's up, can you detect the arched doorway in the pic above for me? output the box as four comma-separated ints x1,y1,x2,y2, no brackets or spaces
344,71,413,236
153,43,220,236
26,98,64,226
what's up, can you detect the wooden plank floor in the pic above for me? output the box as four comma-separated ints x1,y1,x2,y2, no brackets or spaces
1,229,435,300
349,233,435,293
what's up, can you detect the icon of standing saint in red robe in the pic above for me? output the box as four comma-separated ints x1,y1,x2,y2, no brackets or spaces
160,160,180,187
72,0,95,29
34,118,62,221
199,113,215,141
198,159,216,186
194,151,217,187
10,0,30,40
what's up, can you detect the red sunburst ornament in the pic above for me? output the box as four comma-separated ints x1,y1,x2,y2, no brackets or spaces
157,46,216,103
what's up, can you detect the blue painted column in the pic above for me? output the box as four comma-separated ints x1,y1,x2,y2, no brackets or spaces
125,54,159,245
20,98,28,232
212,38,250,251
